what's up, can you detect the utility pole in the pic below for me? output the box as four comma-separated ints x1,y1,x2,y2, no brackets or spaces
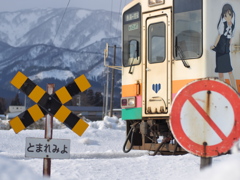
102,83,106,118
109,45,116,117
105,67,109,116
103,43,121,117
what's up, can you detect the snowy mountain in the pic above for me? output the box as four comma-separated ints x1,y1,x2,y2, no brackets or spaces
0,8,122,102
0,8,121,49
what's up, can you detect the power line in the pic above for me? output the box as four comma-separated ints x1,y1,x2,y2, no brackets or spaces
118,0,123,14
116,0,123,35
52,0,71,46
109,0,113,36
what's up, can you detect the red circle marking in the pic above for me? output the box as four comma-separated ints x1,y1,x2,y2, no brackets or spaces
170,79,240,157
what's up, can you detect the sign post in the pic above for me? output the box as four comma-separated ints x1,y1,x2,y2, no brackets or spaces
170,78,240,168
43,84,55,177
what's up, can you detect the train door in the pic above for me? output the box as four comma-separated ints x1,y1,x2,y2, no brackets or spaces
144,14,170,115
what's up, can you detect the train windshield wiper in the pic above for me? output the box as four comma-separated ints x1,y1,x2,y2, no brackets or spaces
175,37,190,69
128,56,136,74
128,40,139,74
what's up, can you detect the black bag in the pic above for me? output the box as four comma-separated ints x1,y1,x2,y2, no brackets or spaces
212,35,229,54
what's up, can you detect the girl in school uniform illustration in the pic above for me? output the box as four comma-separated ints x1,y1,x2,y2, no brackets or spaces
211,3,237,90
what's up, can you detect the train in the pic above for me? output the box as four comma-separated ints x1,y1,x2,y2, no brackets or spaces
121,0,240,155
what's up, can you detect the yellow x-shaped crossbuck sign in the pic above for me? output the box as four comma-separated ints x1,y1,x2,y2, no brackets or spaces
10,71,91,136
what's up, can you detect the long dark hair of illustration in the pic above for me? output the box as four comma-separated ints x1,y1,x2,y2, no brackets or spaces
217,3,235,31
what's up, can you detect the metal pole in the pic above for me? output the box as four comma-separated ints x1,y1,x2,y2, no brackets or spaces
200,157,212,170
109,45,116,117
200,142,212,170
43,84,55,177
102,84,106,118
105,67,109,116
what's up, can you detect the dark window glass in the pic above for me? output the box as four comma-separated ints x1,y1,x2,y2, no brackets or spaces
148,22,166,63
123,4,141,67
174,0,203,60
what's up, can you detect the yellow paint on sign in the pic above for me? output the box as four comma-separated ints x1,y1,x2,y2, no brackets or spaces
29,86,46,103
55,87,72,104
28,104,45,121
9,116,25,133
54,105,71,123
72,119,89,136
75,75,91,92
10,71,28,89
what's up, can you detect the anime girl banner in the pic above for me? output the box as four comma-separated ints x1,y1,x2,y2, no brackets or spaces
211,3,237,90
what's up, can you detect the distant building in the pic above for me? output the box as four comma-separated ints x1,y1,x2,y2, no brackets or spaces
6,106,120,121
6,106,26,120
67,106,103,121
67,106,122,120
9,106,26,113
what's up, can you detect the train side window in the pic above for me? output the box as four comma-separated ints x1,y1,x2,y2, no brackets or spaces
174,0,202,60
148,22,166,64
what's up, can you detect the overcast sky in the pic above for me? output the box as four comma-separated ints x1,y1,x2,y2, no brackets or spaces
0,0,132,12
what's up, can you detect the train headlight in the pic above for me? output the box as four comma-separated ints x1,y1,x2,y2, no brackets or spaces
121,97,136,108
149,0,164,6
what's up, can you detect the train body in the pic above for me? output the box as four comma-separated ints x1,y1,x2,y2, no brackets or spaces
121,0,240,154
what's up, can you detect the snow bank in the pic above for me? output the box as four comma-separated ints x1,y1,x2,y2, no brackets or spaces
0,155,43,180
1,116,240,180
0,118,68,130
0,120,10,130
195,154,240,180
0,116,124,131
88,116,126,130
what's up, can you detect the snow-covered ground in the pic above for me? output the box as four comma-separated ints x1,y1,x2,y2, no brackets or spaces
0,116,240,180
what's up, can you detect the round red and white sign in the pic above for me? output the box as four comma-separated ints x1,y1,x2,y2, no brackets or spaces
170,79,240,157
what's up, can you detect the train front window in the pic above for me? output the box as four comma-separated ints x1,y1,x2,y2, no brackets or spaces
148,22,166,64
123,4,141,67
174,0,202,60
